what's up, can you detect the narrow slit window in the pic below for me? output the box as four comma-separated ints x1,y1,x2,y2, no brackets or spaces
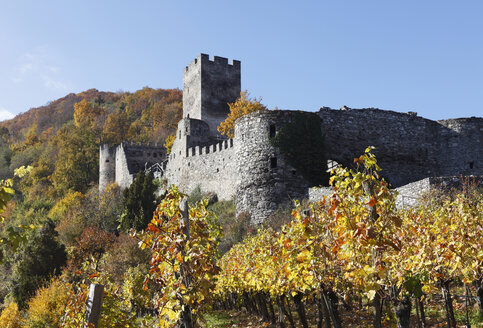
270,157,277,169
269,124,276,138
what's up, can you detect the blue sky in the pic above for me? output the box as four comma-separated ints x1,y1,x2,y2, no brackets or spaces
1,0,482,121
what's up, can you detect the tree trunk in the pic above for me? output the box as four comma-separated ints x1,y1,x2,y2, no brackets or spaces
418,295,427,328
327,289,342,328
266,293,277,325
415,294,428,328
373,291,382,328
276,296,286,328
394,296,412,328
476,279,483,318
177,199,193,328
179,304,193,328
280,295,296,328
250,292,260,315
257,293,270,322
415,296,422,328
464,285,471,328
243,292,252,313
316,294,331,328
293,293,309,328
441,281,457,328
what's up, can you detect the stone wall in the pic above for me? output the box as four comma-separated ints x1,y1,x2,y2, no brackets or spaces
113,142,166,190
308,186,333,203
318,107,483,187
395,176,483,208
165,139,236,200
395,178,432,208
437,118,482,176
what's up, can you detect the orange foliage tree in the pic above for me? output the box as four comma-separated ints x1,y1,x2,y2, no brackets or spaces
217,91,267,138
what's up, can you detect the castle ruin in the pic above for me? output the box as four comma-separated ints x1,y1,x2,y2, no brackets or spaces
100,54,482,223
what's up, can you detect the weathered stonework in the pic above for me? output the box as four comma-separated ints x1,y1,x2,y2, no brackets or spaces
100,54,483,224
235,111,317,224
395,176,483,208
183,54,241,136
318,108,482,187
99,142,166,192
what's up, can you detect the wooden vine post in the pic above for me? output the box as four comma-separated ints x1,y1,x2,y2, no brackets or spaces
84,283,104,328
178,198,193,328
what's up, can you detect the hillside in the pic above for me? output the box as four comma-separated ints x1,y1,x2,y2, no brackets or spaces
0,85,182,247
0,87,182,144
0,87,182,179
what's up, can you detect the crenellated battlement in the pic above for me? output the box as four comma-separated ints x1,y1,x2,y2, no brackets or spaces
185,54,240,72
186,139,234,157
120,141,163,149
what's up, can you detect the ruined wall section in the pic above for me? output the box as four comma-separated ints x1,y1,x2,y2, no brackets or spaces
318,108,482,187
114,142,166,190
165,139,236,200
437,117,482,176
235,111,313,224
319,108,439,187
395,175,483,208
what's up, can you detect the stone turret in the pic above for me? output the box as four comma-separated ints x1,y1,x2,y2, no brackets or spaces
99,144,116,193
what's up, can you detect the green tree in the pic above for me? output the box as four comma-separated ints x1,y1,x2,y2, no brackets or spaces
119,171,157,231
10,220,67,308
52,126,98,194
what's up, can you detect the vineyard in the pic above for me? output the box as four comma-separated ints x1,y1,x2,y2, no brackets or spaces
0,148,482,328
213,148,482,328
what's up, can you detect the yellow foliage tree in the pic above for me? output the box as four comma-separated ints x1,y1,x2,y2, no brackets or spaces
164,133,176,154
24,277,69,328
74,99,103,129
217,91,267,138
0,302,23,328
49,191,88,246
102,111,130,145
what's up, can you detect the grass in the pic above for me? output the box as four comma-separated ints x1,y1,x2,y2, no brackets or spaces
202,311,236,328
200,299,483,328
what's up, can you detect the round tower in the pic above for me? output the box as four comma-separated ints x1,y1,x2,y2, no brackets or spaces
99,144,116,193
234,111,322,224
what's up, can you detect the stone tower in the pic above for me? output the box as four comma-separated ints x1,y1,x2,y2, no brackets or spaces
182,54,241,135
99,144,116,193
